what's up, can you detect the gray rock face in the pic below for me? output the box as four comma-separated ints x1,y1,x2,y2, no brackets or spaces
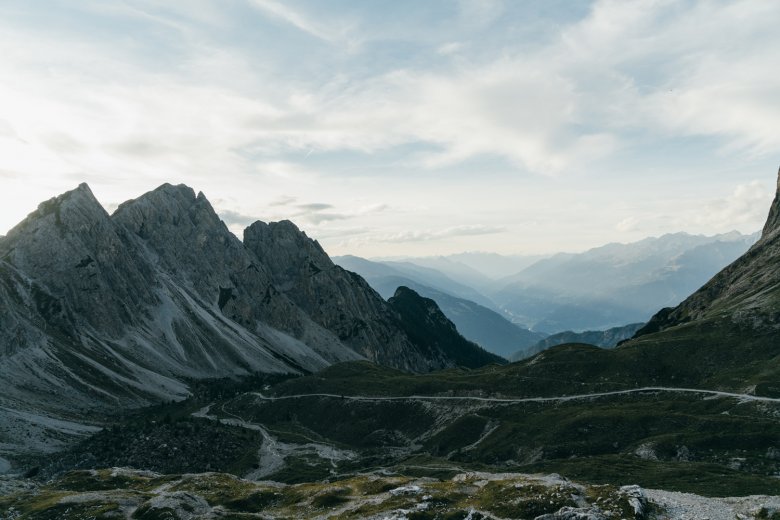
2,184,157,337
136,491,212,519
762,167,780,238
0,182,481,459
112,184,353,366
244,220,453,371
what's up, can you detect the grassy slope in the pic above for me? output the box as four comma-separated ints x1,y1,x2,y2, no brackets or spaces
36,352,780,497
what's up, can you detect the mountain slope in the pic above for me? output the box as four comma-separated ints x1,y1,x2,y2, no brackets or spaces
0,184,352,457
387,287,506,368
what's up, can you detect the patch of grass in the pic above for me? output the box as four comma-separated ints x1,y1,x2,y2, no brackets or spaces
311,486,351,508
222,489,284,512
52,469,173,493
265,455,333,484
353,476,412,495
425,414,488,456
169,473,258,506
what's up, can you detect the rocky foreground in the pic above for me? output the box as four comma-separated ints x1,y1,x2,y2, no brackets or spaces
1,469,779,519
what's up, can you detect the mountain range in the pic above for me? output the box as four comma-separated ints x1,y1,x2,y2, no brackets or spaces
0,183,497,461
337,230,756,357
510,322,644,360
492,231,758,332
357,231,756,335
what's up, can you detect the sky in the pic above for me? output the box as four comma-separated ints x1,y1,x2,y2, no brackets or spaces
0,0,779,257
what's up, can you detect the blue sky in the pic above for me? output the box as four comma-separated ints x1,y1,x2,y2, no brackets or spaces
0,0,778,256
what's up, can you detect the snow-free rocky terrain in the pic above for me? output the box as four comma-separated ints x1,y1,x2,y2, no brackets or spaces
0,183,499,460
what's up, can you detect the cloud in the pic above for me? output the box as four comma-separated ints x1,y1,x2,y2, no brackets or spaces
437,42,464,56
296,203,333,211
564,0,780,155
457,0,504,29
289,201,389,226
373,225,506,244
3,0,779,187
1,1,779,254
247,0,352,44
693,180,772,230
218,209,260,227
269,196,297,207
615,216,639,233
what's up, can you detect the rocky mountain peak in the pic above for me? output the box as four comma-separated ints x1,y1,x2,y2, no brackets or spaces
761,166,780,239
244,220,333,280
3,183,108,243
112,183,259,308
112,183,221,236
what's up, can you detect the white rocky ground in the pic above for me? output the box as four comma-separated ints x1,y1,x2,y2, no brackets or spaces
645,489,780,520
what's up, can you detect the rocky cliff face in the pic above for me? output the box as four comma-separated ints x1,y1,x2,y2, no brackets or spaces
244,221,440,371
635,168,780,337
762,167,780,238
2,183,490,459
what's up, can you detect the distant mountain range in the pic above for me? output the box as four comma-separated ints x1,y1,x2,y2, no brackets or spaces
333,255,544,357
378,252,550,281
491,231,758,333
360,231,757,335
510,322,644,361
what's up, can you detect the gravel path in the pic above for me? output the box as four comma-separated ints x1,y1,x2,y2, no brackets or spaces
251,386,780,405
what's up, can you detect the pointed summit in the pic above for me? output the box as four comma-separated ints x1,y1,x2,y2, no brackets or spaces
4,183,107,241
112,183,223,239
761,166,780,238
244,219,332,275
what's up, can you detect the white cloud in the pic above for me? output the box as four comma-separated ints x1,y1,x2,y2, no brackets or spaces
616,216,640,233
248,0,353,44
693,180,773,231
457,0,504,29
371,225,506,244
